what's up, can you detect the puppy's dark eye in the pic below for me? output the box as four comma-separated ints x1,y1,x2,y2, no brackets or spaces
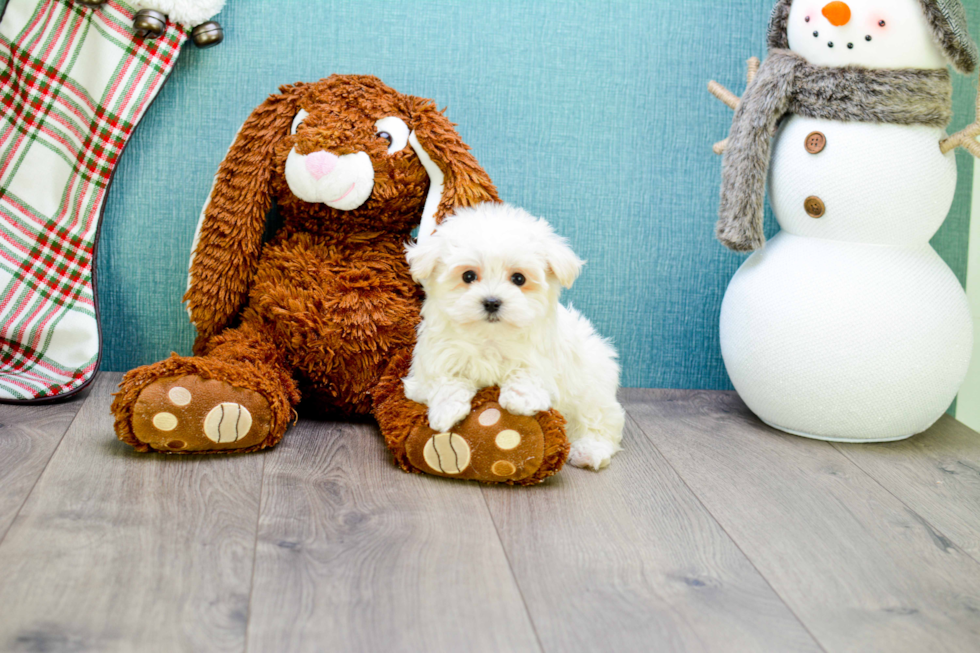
462,270,477,284
511,272,526,287
377,131,393,146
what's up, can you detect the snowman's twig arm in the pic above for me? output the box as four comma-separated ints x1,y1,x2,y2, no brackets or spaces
708,57,761,155
939,76,980,157
708,81,740,110
961,137,980,158
940,123,980,156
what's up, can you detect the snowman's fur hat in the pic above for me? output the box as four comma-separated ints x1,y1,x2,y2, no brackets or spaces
768,0,978,74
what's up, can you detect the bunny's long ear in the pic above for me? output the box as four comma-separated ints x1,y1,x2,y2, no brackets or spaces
407,97,500,241
184,84,305,346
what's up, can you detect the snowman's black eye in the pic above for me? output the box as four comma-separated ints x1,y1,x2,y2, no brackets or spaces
511,272,526,287
462,270,477,284
805,16,810,22
879,20,886,27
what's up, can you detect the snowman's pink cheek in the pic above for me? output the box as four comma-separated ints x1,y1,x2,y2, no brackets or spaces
861,15,887,41
867,15,888,31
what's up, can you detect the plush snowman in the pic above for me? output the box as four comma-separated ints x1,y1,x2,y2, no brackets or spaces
709,0,980,442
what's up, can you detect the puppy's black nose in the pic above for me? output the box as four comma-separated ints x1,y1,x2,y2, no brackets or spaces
483,297,502,314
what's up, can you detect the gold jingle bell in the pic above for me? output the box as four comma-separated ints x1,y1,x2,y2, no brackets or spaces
191,21,224,49
133,9,167,39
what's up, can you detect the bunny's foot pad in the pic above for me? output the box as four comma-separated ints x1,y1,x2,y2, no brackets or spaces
405,402,569,485
130,375,274,454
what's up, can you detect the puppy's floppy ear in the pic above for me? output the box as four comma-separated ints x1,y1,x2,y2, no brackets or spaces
406,97,500,241
540,230,584,289
184,83,306,348
405,234,444,284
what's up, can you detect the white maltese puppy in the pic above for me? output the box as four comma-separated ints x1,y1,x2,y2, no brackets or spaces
403,203,625,470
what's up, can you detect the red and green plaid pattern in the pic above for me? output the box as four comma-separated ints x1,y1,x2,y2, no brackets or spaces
0,0,186,400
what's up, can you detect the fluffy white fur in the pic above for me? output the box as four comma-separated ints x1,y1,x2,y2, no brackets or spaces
403,203,625,470
135,0,225,28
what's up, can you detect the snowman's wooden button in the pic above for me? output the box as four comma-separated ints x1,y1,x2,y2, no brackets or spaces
804,196,826,218
805,131,826,154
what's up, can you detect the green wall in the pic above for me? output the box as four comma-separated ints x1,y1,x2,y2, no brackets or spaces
92,0,980,390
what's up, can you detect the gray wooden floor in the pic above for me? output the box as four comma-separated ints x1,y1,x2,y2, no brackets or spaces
1,373,979,652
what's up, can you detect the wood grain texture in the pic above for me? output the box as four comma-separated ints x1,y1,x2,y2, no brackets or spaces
832,415,980,562
0,373,264,653
0,395,83,541
481,414,821,653
625,388,980,653
6,381,980,652
245,418,540,653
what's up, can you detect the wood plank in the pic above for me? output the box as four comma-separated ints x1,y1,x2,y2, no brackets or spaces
481,411,821,653
0,373,264,653
626,388,980,653
831,415,980,562
0,394,83,540
246,418,541,653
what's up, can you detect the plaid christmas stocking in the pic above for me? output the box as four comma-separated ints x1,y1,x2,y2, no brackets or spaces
0,0,187,401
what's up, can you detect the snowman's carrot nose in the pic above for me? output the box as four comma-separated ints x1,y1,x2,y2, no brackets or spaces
822,1,851,26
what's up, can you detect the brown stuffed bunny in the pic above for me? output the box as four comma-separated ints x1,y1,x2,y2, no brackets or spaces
111,75,569,485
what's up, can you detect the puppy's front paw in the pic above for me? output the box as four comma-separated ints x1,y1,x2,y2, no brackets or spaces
499,382,551,416
568,438,620,471
427,398,473,432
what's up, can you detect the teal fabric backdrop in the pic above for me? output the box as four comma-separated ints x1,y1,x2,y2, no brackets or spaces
95,0,980,389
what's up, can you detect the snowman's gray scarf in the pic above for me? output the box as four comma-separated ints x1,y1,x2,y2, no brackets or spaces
718,49,953,252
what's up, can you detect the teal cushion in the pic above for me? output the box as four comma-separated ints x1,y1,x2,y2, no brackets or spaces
96,0,978,389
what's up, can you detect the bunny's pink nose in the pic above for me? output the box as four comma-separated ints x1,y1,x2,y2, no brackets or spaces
305,151,338,179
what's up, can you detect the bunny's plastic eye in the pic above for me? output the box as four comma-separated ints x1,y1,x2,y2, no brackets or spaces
511,273,526,287
462,270,477,284
290,109,309,135
374,117,410,154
